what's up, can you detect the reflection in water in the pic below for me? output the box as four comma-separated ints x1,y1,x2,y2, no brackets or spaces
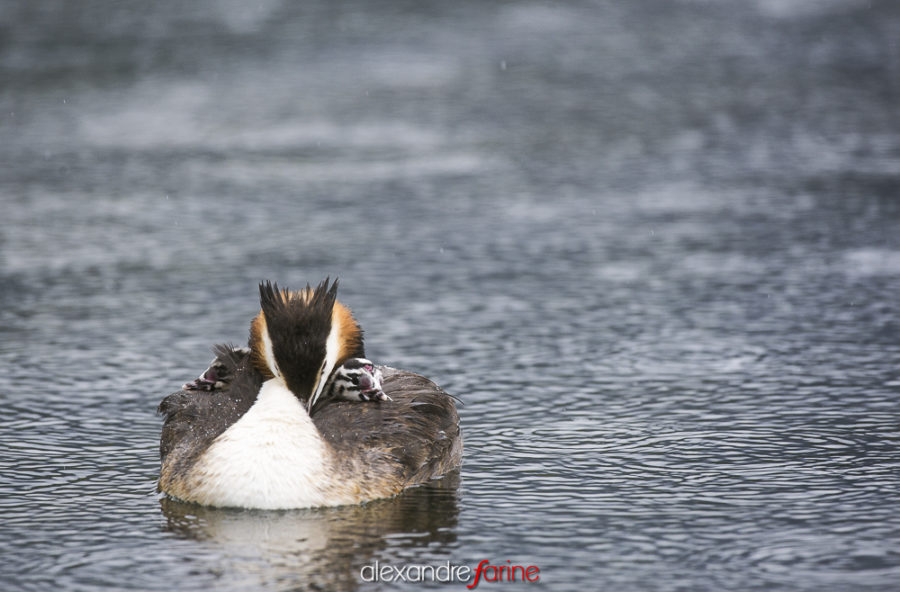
159,473,460,590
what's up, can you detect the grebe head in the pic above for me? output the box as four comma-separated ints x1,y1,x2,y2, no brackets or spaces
248,279,365,410
182,346,251,391
325,358,389,403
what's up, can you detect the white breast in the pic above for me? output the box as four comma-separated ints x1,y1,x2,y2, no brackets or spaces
188,377,335,509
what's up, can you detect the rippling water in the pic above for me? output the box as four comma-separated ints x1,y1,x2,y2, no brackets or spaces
2,0,900,590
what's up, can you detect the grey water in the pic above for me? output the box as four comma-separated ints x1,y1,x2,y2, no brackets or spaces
2,0,900,590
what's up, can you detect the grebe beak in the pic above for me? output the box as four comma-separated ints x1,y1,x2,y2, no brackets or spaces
359,370,390,402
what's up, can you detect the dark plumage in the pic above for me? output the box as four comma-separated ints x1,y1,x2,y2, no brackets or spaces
315,366,462,489
158,345,262,485
160,347,461,493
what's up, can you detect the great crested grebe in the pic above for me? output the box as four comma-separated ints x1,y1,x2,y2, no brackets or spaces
157,279,462,509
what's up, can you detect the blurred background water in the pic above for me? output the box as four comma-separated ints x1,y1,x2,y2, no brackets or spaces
2,0,900,590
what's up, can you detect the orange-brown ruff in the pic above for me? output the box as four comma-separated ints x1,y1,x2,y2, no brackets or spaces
157,280,462,509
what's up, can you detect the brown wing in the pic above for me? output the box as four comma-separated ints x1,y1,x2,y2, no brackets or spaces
157,345,263,489
312,366,462,490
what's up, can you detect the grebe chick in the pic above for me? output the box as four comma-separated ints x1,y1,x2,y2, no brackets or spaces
157,279,461,509
320,358,389,403
183,349,388,404
181,347,250,392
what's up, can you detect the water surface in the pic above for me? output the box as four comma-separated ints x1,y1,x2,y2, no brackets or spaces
2,1,900,590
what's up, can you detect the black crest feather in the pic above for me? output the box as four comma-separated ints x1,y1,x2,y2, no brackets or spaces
257,278,339,400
